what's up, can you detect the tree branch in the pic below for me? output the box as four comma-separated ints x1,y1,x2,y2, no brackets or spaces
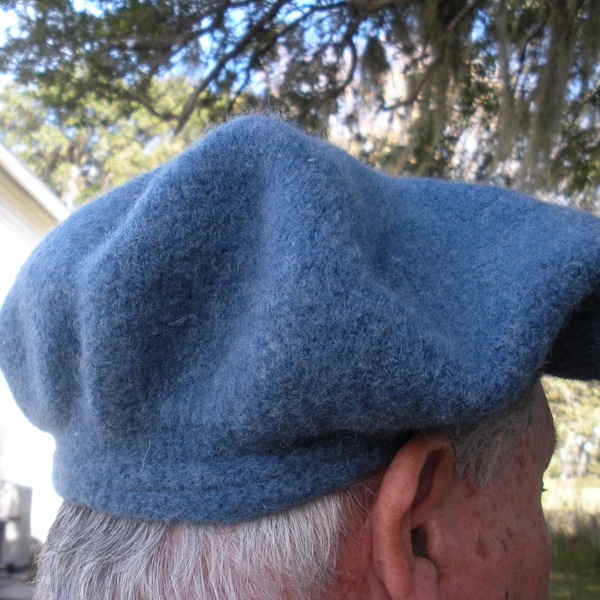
175,0,289,132
384,0,483,111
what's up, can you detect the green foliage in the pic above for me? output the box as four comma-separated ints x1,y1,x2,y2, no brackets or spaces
538,379,600,598
0,0,598,207
552,530,600,573
0,77,235,204
542,377,600,482
543,378,600,440
550,528,600,599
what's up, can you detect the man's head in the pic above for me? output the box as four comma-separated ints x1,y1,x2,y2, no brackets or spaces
34,382,552,599
1,116,599,598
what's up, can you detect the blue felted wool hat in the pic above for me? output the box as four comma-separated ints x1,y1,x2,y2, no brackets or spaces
1,116,600,523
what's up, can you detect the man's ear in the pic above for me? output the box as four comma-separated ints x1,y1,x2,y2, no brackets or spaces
369,431,454,600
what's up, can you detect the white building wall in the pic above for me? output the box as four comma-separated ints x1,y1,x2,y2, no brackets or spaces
0,143,69,541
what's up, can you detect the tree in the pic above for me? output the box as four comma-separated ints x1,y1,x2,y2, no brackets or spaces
0,0,599,207
0,77,235,204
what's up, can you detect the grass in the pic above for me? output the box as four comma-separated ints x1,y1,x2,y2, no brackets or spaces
550,532,600,599
542,378,600,598
545,476,600,599
550,571,600,599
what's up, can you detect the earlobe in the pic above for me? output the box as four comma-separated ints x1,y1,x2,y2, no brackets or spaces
369,431,455,600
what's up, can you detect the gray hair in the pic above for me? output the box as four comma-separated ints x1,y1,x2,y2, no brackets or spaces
34,386,541,600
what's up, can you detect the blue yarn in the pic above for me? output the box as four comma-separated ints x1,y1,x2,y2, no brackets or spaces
1,116,600,523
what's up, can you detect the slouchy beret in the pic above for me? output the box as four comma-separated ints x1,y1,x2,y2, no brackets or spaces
1,116,600,523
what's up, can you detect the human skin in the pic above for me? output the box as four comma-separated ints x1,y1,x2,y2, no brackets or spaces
332,382,555,600
438,383,555,599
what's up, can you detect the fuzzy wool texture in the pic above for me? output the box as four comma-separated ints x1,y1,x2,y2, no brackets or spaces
1,116,600,523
